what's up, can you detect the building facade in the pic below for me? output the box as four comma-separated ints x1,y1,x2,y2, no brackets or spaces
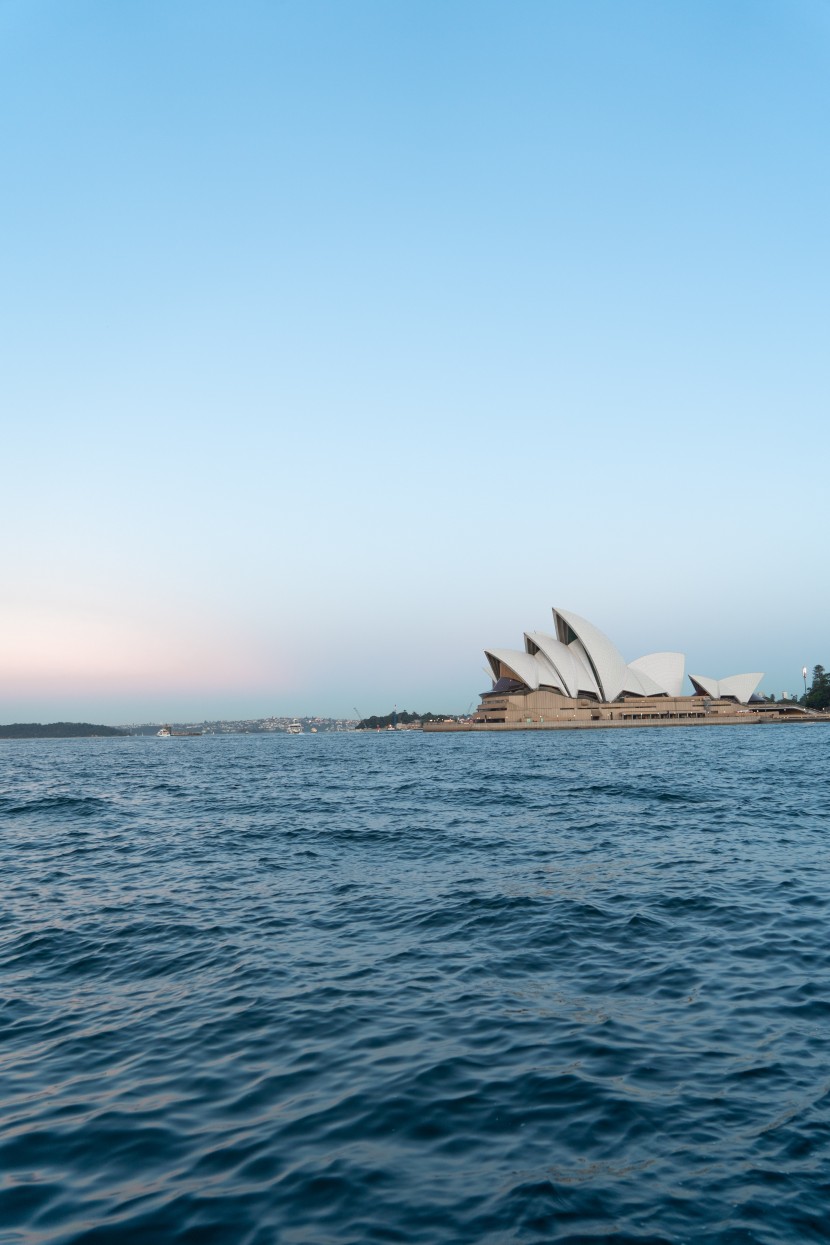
473,606,767,726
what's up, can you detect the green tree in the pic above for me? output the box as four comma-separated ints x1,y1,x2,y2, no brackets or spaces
805,664,830,710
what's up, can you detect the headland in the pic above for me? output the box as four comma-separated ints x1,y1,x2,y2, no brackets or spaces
0,723,126,739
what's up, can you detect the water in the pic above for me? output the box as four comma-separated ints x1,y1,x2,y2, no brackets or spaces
1,726,829,1244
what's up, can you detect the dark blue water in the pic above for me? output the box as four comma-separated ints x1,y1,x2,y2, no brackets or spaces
2,727,829,1244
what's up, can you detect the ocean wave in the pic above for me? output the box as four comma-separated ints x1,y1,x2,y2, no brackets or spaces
1,729,828,1243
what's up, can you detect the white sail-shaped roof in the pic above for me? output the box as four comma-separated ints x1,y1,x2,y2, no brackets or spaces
484,607,761,705
689,673,763,703
629,652,686,698
554,608,630,702
524,632,600,698
689,675,720,699
719,674,763,702
566,638,606,698
533,651,570,693
485,648,570,694
485,648,543,689
621,666,666,697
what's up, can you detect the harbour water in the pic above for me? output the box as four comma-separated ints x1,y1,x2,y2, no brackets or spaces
1,727,828,1244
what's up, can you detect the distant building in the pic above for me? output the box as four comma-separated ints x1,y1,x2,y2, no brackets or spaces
474,606,766,726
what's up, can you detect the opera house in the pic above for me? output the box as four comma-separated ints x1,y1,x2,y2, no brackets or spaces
468,607,774,728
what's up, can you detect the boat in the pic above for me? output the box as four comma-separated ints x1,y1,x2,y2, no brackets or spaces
156,725,203,737
286,720,303,734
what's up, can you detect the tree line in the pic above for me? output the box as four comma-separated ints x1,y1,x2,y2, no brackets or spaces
802,665,830,711
356,710,449,729
0,722,126,738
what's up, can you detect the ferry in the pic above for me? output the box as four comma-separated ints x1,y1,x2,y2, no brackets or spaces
286,720,303,735
157,725,203,737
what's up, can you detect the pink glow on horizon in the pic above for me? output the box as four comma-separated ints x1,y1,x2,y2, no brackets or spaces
1,605,295,700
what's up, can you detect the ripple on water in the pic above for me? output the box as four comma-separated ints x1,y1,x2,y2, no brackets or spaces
0,726,829,1244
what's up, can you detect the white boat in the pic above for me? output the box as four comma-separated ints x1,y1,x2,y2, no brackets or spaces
286,720,303,734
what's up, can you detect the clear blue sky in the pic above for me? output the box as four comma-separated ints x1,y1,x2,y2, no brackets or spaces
2,0,828,721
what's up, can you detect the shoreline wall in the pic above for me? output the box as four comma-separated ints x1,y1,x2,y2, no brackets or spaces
424,715,829,734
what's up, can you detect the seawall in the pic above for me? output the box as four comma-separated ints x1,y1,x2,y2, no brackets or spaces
424,714,829,734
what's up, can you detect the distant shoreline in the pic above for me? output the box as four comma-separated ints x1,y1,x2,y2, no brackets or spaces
0,723,126,739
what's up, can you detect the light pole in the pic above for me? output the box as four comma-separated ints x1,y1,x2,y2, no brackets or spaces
803,666,808,700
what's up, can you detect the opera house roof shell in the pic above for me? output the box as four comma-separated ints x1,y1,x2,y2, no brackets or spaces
485,608,762,704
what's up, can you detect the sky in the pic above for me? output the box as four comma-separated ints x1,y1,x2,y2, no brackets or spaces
2,0,828,722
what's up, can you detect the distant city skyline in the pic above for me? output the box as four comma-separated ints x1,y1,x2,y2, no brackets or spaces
2,1,828,723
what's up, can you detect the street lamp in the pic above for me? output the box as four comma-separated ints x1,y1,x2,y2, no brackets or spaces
803,666,808,699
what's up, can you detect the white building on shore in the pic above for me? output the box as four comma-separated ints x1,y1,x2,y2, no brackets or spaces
476,606,765,726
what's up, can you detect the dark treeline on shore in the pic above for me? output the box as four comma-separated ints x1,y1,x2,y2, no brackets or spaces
759,665,829,710
802,665,830,711
356,710,453,729
0,723,126,739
